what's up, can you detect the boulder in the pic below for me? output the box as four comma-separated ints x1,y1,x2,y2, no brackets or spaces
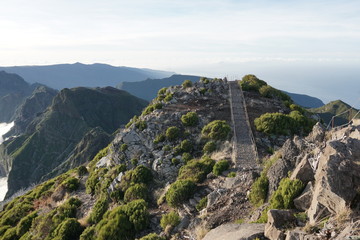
308,138,360,224
290,155,314,184
306,122,325,143
264,209,296,240
203,223,265,240
293,182,313,211
267,158,293,196
285,229,318,240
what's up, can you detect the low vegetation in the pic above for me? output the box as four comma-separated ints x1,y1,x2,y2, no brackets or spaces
212,160,230,176
166,180,196,207
181,112,199,127
160,211,181,230
178,156,215,183
201,120,231,140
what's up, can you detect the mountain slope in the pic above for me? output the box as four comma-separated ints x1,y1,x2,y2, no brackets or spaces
117,74,201,101
1,87,148,198
0,63,174,90
283,91,324,108
309,100,359,126
0,71,38,122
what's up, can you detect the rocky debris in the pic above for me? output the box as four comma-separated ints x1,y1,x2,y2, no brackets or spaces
203,223,265,240
264,209,297,240
293,182,314,212
284,229,317,240
305,122,325,143
290,154,314,184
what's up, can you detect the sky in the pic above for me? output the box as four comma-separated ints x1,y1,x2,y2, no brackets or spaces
0,0,359,107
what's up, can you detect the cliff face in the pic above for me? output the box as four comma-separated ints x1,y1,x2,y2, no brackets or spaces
2,87,148,198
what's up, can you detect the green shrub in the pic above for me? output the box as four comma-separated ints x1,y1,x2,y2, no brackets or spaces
126,115,138,128
178,157,215,183
212,160,230,176
181,112,199,127
1,227,17,240
182,152,192,162
173,145,182,156
196,197,207,211
120,144,128,152
166,126,180,141
160,211,181,230
62,177,80,192
79,226,95,240
171,158,180,165
96,208,133,240
269,178,304,209
203,141,216,154
166,180,196,207
164,93,173,102
131,158,138,166
123,199,149,232
0,200,33,227
140,233,166,240
110,190,124,203
124,184,148,202
290,104,305,114
200,77,209,84
259,85,292,102
157,87,167,96
135,120,147,131
182,80,193,88
199,88,207,95
77,166,88,177
180,139,192,152
16,211,38,237
249,173,269,207
51,218,83,240
153,134,165,144
227,172,236,178
202,120,231,140
239,74,267,92
119,165,152,191
89,196,108,224
0,226,11,236
141,103,163,116
86,168,108,195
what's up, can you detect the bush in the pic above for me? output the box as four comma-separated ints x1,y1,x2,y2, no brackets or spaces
131,158,138,166
269,178,304,209
166,126,180,141
166,180,196,207
16,211,38,237
77,166,88,177
79,226,95,240
51,218,83,240
202,120,231,140
182,152,192,162
239,74,267,92
212,160,230,176
200,77,209,84
249,173,269,207
182,80,193,88
120,144,128,152
259,85,292,102
140,233,166,240
164,93,173,102
89,196,108,224
196,197,207,211
62,177,80,192
180,139,192,152
178,157,215,183
171,158,180,165
181,112,199,127
124,184,148,202
160,211,181,230
227,172,236,178
1,227,17,240
123,199,149,232
203,141,216,154
119,165,152,191
153,134,165,144
290,104,305,114
135,120,147,131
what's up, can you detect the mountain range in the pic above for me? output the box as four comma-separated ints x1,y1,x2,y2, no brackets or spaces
0,63,173,90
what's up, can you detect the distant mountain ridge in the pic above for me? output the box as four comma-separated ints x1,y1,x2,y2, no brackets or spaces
117,74,201,101
283,90,325,108
309,99,359,126
0,63,174,90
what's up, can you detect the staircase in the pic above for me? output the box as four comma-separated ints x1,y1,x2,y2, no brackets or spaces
229,81,258,170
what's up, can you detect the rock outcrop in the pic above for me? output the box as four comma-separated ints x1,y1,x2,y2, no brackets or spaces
203,223,265,240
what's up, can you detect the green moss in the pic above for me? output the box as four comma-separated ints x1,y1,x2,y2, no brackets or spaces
202,120,231,140
160,211,181,230
212,160,230,176
166,180,196,208
181,112,199,127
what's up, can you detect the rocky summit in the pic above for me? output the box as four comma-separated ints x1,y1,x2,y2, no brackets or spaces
0,76,359,240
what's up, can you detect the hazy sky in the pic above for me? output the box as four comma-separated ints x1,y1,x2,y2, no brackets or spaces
0,0,359,106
